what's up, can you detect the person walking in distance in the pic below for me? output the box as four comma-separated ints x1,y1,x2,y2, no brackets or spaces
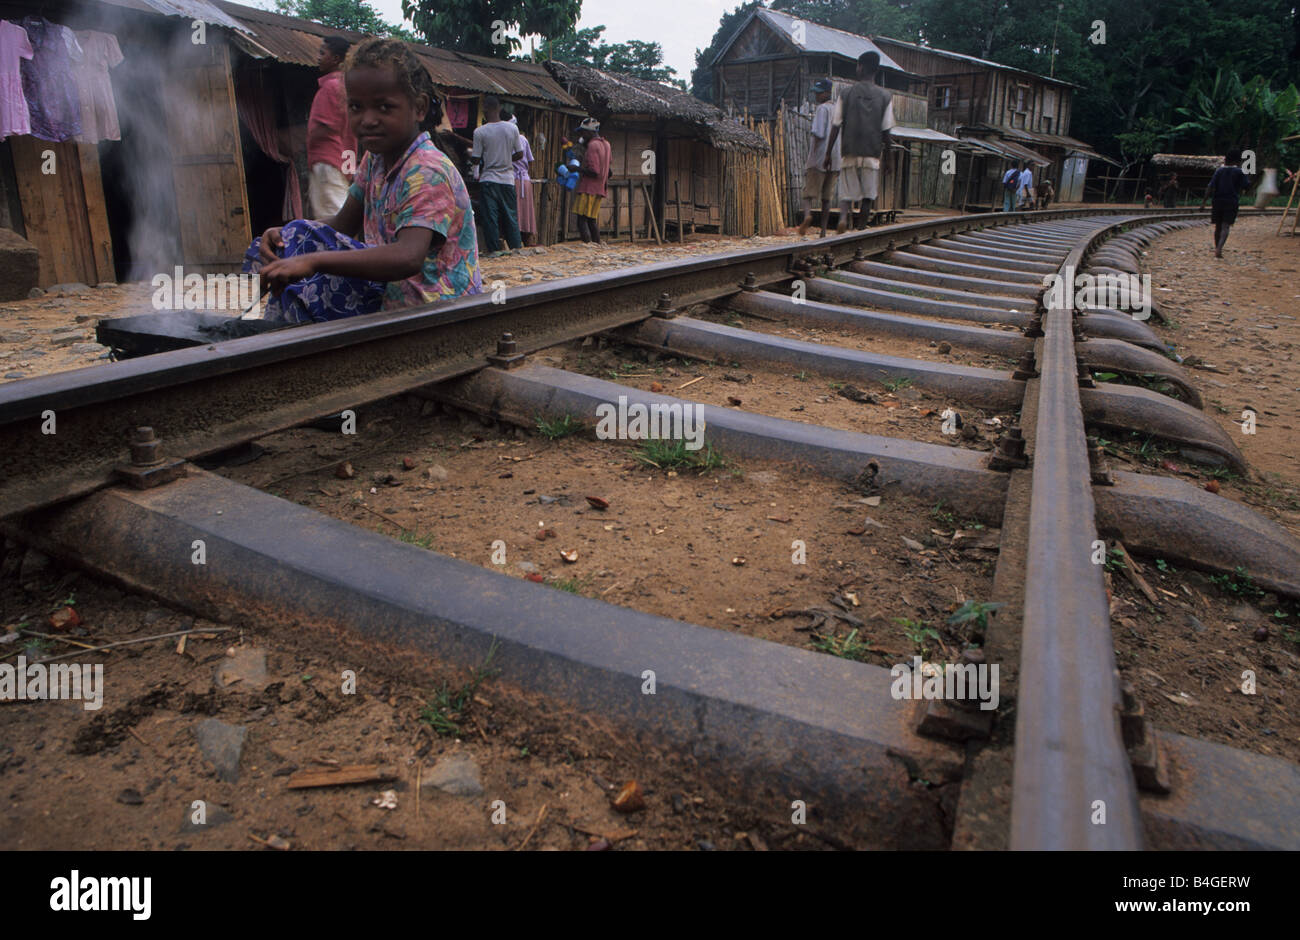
1001,162,1022,213
471,95,524,256
307,36,358,217
573,118,610,245
797,78,840,237
1016,161,1036,210
1200,149,1254,258
824,51,894,232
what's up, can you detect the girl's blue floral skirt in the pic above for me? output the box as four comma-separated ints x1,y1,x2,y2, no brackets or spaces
243,219,385,323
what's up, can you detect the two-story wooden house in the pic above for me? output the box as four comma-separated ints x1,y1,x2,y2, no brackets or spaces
710,8,965,217
872,37,1114,205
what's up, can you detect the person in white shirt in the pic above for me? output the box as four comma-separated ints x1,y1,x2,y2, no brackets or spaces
797,78,840,237
1016,165,1036,210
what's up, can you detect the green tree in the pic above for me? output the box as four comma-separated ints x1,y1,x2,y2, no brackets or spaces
545,25,681,85
273,0,417,38
401,0,582,58
691,0,764,101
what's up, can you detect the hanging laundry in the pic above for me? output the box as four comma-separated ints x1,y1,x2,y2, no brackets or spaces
0,20,34,139
73,31,125,142
19,16,82,142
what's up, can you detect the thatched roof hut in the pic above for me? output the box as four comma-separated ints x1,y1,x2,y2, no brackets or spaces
1151,154,1224,171
545,61,769,153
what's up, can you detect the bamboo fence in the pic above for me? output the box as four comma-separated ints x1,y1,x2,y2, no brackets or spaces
722,111,788,236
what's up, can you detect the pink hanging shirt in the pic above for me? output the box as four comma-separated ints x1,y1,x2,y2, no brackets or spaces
0,20,33,139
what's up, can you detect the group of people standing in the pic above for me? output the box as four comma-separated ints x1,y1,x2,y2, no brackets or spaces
245,35,612,324
1001,162,1054,212
797,52,895,237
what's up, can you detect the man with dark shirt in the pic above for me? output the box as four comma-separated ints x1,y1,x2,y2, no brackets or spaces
824,51,894,231
1200,149,1253,257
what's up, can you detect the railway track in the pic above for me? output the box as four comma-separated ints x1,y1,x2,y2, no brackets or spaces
2,207,1297,850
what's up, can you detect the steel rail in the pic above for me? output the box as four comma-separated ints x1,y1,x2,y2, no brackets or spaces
0,208,1204,519
1010,216,1146,850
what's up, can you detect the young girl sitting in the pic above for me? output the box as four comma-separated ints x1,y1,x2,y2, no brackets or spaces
244,37,481,322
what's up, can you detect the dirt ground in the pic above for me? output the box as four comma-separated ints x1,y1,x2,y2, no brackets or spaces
0,555,829,851
1105,215,1300,762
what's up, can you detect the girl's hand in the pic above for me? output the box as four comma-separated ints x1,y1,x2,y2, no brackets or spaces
259,227,285,262
260,254,317,294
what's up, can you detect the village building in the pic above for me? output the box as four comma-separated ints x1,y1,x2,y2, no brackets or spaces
0,0,585,292
871,36,1115,206
543,60,775,239
707,8,966,218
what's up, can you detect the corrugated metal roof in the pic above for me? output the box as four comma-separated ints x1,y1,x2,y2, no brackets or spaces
889,125,962,144
94,0,251,32
712,8,903,72
213,1,580,107
962,135,1050,166
872,36,1079,88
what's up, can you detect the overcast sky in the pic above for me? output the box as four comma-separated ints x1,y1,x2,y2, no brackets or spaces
247,0,740,82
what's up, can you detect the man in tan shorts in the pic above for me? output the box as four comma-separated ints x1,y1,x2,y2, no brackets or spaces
797,79,840,237
824,51,894,231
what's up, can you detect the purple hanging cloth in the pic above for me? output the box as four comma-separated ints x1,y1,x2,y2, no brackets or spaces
19,16,82,142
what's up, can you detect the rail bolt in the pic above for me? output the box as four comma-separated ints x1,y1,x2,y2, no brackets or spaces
740,272,758,291
130,427,163,467
1076,357,1096,388
486,331,527,369
116,426,186,490
652,292,677,318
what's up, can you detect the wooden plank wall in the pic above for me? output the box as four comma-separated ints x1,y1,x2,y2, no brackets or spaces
164,38,250,273
8,138,113,287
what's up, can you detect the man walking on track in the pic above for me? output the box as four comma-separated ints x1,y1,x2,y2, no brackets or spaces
824,51,894,232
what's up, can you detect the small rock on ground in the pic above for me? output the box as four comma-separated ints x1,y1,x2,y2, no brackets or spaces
420,754,483,797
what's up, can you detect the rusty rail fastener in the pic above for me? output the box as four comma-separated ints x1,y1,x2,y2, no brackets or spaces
740,272,758,292
486,332,526,369
115,427,186,490
1119,681,1172,794
852,247,866,262
988,426,1029,471
1087,436,1114,486
652,292,677,318
1011,350,1039,381
1076,356,1096,388
1023,313,1045,338
913,647,995,741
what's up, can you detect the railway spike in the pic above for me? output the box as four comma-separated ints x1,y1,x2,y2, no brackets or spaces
988,426,1028,471
1119,682,1173,794
1087,436,1114,486
1011,350,1039,381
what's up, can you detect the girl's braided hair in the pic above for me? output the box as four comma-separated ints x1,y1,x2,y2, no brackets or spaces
344,37,443,128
